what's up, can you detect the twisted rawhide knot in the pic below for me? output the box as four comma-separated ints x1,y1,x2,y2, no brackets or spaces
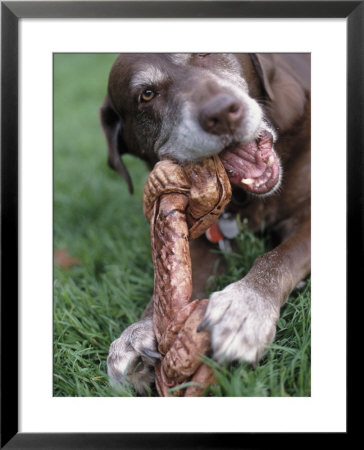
143,155,231,396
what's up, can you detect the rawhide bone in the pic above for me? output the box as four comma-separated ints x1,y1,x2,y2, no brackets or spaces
143,155,232,396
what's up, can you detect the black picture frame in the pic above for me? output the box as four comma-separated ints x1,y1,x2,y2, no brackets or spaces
1,1,360,448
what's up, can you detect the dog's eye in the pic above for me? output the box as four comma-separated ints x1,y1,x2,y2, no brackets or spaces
141,89,156,102
197,53,210,57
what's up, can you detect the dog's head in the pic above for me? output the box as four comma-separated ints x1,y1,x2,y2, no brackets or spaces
100,53,308,195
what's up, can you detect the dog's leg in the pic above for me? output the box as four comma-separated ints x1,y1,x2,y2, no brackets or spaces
107,238,220,393
107,295,158,394
107,314,161,394
200,219,310,364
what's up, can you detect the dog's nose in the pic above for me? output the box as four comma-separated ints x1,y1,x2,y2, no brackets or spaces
199,94,244,135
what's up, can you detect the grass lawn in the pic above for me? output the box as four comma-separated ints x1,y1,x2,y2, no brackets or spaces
53,54,311,397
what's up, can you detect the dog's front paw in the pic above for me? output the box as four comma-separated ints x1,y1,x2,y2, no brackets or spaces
107,317,161,394
200,281,279,365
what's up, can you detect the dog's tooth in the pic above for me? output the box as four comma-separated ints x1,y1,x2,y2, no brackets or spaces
241,178,254,185
267,155,274,167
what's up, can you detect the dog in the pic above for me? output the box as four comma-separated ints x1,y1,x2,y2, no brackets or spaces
101,53,311,394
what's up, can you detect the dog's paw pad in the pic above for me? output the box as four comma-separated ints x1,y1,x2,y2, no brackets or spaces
201,281,279,365
107,317,159,394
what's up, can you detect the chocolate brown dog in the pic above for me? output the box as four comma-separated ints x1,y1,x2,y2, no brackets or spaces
101,53,310,394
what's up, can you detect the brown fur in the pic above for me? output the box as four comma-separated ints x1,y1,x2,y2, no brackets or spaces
103,53,310,391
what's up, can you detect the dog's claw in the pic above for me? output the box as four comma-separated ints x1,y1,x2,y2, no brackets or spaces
196,319,208,333
142,348,162,359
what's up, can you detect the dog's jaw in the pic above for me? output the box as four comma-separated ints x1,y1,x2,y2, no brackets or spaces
220,127,281,196
158,106,281,196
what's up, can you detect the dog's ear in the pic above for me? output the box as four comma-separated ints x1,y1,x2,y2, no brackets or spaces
250,54,308,132
250,54,276,101
100,95,134,194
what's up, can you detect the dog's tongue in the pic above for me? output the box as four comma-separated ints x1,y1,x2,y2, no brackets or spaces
220,130,280,194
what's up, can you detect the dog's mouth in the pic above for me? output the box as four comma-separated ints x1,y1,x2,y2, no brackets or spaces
219,130,280,195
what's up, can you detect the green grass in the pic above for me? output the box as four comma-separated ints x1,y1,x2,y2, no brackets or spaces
53,54,311,397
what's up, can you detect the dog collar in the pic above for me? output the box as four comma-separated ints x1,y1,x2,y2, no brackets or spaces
205,211,239,251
